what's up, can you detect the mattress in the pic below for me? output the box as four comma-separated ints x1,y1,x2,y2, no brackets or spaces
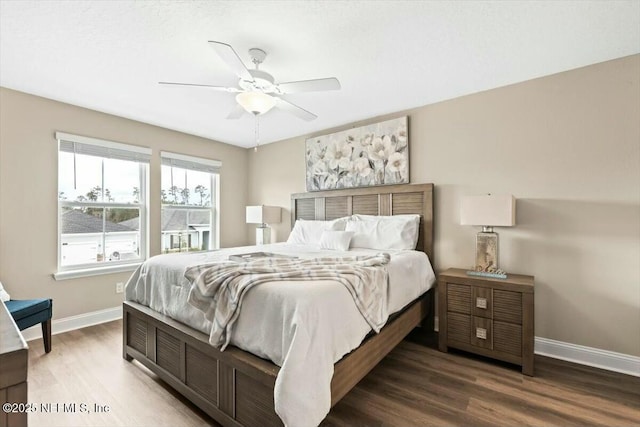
125,242,435,426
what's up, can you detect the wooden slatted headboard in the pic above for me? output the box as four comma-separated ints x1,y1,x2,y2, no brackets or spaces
291,183,434,262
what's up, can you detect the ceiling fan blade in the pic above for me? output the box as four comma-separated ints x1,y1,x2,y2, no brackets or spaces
208,41,254,82
275,98,317,121
226,104,246,119
277,77,341,94
159,81,240,92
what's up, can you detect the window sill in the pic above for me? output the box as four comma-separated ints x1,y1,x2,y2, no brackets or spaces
53,263,141,281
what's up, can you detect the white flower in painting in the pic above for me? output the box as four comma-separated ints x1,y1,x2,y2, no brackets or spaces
387,152,406,173
367,135,395,161
360,133,374,147
353,157,372,177
325,140,353,169
311,160,329,176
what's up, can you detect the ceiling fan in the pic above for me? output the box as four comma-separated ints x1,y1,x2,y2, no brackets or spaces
159,41,341,121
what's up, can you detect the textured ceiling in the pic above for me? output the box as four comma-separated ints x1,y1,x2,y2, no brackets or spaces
1,1,639,148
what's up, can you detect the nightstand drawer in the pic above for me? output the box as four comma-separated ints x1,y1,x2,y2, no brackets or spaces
447,284,471,314
494,321,522,356
494,290,522,324
447,312,471,344
447,283,494,319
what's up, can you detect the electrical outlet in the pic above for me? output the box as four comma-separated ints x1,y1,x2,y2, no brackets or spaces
116,282,124,294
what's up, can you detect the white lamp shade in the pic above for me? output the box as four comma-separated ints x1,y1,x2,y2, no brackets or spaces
236,92,276,115
246,205,281,225
460,195,516,227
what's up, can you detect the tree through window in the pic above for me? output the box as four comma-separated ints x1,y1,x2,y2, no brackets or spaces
160,152,220,254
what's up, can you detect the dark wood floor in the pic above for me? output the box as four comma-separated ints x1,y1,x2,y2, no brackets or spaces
27,320,640,427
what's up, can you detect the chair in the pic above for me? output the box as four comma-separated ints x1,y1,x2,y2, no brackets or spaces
5,299,53,353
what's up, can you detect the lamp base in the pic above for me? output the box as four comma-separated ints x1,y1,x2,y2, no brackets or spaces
475,231,499,272
255,225,270,245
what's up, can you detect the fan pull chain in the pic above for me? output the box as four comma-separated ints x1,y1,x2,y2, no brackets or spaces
254,114,260,152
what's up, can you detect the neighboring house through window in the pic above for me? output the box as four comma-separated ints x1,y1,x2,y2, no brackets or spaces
160,151,220,253
56,132,150,278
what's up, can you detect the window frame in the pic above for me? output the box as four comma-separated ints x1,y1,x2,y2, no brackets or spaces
55,132,150,280
160,151,220,254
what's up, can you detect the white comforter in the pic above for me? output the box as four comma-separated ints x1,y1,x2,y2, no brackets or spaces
125,243,435,427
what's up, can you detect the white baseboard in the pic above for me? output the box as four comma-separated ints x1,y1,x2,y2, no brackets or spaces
535,337,640,377
20,305,122,342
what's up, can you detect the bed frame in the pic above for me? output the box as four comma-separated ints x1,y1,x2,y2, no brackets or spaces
123,183,434,427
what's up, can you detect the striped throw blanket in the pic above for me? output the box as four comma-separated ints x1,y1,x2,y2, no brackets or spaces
185,253,391,350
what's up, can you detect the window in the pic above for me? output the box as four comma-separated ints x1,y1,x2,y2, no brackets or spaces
161,152,220,254
56,132,150,278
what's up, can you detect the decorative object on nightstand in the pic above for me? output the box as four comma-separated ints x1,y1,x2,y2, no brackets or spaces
246,205,281,245
438,268,535,375
460,194,515,278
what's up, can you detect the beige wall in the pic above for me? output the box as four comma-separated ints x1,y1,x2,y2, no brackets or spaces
248,55,640,356
0,88,248,319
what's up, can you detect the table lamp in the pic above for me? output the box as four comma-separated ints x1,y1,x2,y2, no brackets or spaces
246,205,281,245
460,194,516,278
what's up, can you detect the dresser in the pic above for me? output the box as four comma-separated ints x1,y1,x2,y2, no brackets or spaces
0,301,28,427
438,268,535,375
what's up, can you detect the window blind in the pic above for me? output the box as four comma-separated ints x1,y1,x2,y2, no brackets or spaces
56,132,151,164
160,151,221,174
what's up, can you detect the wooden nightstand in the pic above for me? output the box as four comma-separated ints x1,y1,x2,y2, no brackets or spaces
438,268,535,375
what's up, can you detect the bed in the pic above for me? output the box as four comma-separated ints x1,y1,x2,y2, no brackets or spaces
123,183,435,427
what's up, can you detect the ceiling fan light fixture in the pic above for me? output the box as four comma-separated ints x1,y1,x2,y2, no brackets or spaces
162,41,339,122
236,91,276,115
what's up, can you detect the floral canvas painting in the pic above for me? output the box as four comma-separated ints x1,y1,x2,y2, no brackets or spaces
305,116,409,191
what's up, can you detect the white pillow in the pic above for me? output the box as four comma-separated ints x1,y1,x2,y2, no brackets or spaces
351,214,420,223
319,231,354,251
350,214,420,249
329,216,350,231
287,218,348,246
346,215,420,250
